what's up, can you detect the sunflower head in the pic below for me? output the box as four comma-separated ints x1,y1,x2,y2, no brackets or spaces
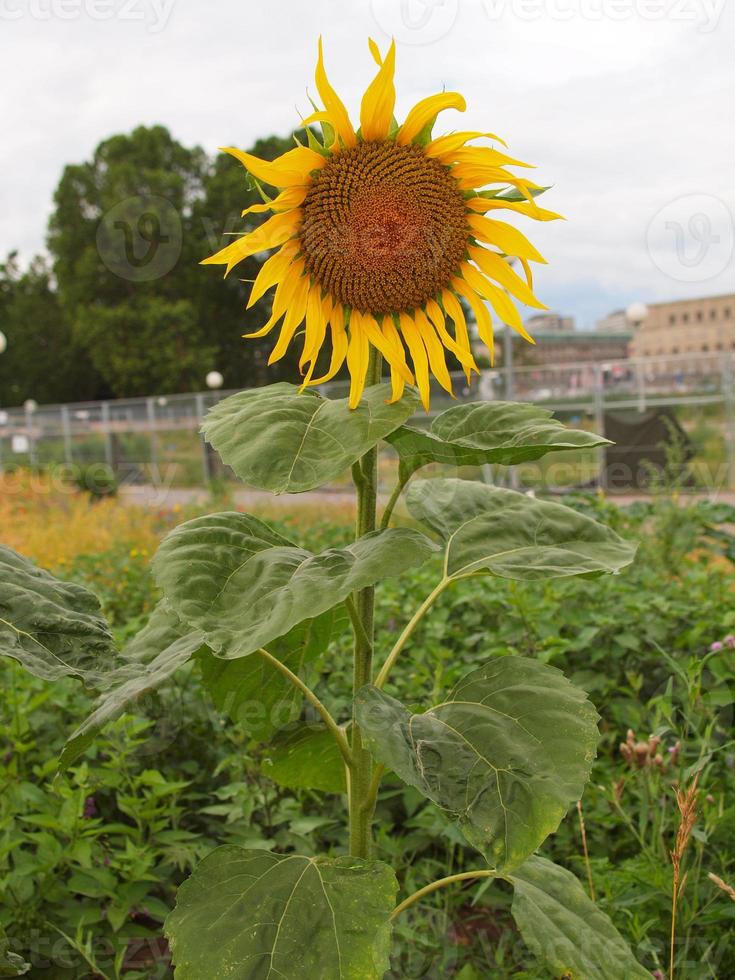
203,38,562,409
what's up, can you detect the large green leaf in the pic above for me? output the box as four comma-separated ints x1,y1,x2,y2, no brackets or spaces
406,478,636,580
387,401,609,478
197,609,344,742
509,856,650,979
0,927,29,977
262,724,347,794
355,656,599,871
201,382,420,493
165,846,398,979
59,603,205,770
154,512,437,660
0,545,115,683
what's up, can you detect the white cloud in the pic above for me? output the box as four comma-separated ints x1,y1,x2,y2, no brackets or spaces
1,0,733,327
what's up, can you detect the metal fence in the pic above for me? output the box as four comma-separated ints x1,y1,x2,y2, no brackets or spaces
1,350,734,492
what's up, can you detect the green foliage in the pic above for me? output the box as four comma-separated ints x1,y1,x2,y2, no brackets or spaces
509,856,650,979
164,847,398,980
357,658,599,870
4,389,732,977
0,545,116,682
202,383,420,493
152,510,436,659
388,400,609,480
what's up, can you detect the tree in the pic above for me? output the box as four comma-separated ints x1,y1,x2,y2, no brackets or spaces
0,253,103,407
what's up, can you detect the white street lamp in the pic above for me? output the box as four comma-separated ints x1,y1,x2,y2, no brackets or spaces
206,371,224,390
0,330,7,355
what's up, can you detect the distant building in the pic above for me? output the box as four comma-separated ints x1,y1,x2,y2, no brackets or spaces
595,309,629,333
496,330,631,368
629,292,735,358
524,312,576,333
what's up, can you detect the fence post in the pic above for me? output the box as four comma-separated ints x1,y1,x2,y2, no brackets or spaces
100,402,114,469
61,405,73,466
146,397,159,486
722,353,735,492
594,365,606,490
196,393,211,484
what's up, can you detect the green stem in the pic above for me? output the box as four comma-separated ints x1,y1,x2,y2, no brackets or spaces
349,349,383,858
374,577,452,690
255,648,352,768
391,870,498,921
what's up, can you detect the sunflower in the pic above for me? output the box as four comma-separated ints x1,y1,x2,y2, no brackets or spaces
203,38,561,409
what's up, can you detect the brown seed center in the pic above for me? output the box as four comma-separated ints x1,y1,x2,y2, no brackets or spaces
299,141,469,316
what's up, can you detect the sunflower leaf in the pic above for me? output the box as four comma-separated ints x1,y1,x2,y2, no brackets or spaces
0,545,116,684
58,602,206,771
406,478,636,580
509,856,650,979
262,723,347,794
387,400,609,480
197,608,345,742
165,846,398,980
201,381,420,493
355,657,599,870
153,511,438,659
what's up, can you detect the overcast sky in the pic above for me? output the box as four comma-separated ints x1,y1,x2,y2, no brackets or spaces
1,0,733,328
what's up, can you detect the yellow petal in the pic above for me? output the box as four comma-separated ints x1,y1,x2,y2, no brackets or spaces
442,146,534,169
247,241,300,309
300,283,328,371
346,310,370,409
440,290,475,383
468,246,547,310
414,309,453,396
459,262,531,341
399,312,431,411
222,145,326,188
465,196,562,222
467,214,547,264
381,315,413,401
368,37,383,66
360,40,396,141
202,210,301,276
425,297,479,376
451,278,495,361
397,92,466,146
315,38,356,148
268,274,310,364
305,303,348,385
520,256,534,290
244,258,305,338
425,130,508,159
359,312,414,384
241,186,308,218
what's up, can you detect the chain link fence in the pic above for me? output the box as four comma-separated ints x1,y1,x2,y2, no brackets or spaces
1,351,734,494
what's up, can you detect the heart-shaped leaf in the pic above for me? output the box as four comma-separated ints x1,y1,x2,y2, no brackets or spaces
407,478,636,580
0,545,115,684
387,401,609,478
197,608,343,742
509,856,650,979
262,724,347,794
356,656,599,870
154,512,437,659
59,602,205,770
202,381,420,493
165,846,397,980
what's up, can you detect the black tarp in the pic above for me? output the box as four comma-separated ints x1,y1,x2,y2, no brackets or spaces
603,407,693,490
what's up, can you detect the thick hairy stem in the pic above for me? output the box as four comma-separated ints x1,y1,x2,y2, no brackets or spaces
391,871,498,921
255,648,352,768
349,349,383,858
